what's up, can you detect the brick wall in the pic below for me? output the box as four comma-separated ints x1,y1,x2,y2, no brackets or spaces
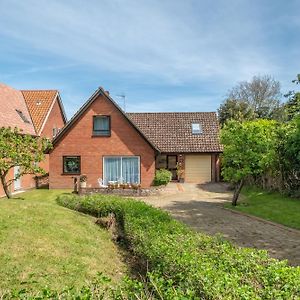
49,94,155,189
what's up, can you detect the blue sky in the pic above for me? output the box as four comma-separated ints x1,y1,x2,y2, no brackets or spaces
0,0,299,119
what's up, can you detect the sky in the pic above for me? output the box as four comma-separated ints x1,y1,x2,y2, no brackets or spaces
0,0,299,119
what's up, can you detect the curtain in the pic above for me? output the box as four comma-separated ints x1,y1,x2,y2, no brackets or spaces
104,157,139,184
122,157,139,184
104,157,121,184
94,116,109,130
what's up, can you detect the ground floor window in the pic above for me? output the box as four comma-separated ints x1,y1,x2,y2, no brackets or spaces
63,156,81,174
103,156,140,184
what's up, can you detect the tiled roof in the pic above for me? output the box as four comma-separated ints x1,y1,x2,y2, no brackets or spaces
0,83,36,135
21,90,58,134
127,112,223,153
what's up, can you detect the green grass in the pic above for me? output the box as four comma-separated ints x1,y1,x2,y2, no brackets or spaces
0,190,126,293
228,186,300,230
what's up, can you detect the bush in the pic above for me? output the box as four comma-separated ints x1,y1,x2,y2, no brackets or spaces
153,168,172,186
55,194,300,299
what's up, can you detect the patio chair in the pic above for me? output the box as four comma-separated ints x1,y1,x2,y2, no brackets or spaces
98,178,108,188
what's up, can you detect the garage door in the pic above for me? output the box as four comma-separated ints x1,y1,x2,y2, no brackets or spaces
185,155,211,183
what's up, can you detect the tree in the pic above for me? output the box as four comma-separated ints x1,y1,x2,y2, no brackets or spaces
0,127,52,198
221,119,278,206
219,75,282,124
284,74,300,120
279,117,300,194
218,99,255,126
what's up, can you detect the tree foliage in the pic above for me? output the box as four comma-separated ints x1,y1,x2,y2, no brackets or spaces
221,119,278,205
0,127,52,198
284,74,300,120
279,117,300,195
219,75,282,125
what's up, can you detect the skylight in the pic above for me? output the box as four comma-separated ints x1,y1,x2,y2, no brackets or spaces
16,109,31,124
192,123,202,134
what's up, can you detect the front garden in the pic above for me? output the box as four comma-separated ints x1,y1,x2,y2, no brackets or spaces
229,186,300,230
1,190,300,299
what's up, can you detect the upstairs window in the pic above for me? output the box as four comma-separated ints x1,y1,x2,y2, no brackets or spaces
191,123,202,134
93,115,111,136
16,109,31,124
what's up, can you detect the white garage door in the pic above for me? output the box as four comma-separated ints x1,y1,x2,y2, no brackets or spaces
185,155,211,183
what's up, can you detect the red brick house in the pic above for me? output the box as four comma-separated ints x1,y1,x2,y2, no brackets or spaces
49,87,222,189
0,83,67,197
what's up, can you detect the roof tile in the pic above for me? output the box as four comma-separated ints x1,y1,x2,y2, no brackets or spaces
127,112,223,153
0,83,36,135
21,90,58,134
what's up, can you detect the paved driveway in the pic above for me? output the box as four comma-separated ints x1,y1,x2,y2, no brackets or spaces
142,183,300,266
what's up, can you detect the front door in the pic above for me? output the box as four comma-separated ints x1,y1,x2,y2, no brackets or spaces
14,166,21,190
167,155,177,180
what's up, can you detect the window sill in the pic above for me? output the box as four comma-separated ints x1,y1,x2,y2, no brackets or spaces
61,173,81,176
91,134,111,137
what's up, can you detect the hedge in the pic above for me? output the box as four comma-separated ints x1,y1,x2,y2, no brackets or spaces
54,194,300,300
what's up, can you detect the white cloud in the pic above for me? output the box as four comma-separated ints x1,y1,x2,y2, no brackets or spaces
0,0,282,85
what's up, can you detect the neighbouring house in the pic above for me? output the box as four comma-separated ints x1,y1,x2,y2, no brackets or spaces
0,83,67,197
49,87,222,189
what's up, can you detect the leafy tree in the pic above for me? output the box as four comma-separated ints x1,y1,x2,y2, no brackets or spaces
279,117,300,195
218,99,255,126
220,75,282,124
0,127,52,198
221,119,278,205
284,74,300,120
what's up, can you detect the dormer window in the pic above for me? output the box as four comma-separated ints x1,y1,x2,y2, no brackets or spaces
192,123,202,135
93,115,111,136
16,109,31,124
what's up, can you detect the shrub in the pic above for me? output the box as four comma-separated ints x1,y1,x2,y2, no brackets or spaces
56,194,300,299
153,168,172,186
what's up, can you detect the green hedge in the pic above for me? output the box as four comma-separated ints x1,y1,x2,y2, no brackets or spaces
153,168,172,186
55,194,300,300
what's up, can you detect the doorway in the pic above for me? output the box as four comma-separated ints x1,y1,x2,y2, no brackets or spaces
167,155,177,180
14,166,21,190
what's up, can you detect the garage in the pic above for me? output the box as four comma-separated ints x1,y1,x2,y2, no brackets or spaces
185,154,211,183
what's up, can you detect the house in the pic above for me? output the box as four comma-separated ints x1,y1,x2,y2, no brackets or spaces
49,87,222,189
0,83,67,197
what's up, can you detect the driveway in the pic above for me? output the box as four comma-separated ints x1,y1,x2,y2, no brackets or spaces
142,183,300,266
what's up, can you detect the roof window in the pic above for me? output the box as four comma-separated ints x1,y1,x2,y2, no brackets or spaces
192,123,202,134
16,109,31,124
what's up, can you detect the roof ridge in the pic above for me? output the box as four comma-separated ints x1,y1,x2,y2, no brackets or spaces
126,111,217,114
21,89,58,92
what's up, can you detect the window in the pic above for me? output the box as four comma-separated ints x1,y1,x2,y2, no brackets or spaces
63,156,81,174
93,116,110,136
103,156,140,184
16,109,31,124
191,123,202,134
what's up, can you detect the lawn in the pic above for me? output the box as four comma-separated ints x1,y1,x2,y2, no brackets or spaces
0,189,126,293
228,186,300,230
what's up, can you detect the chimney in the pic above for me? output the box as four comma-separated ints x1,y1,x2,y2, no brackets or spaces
105,90,110,95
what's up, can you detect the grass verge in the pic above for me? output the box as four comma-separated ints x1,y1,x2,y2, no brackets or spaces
227,186,300,230
0,190,125,293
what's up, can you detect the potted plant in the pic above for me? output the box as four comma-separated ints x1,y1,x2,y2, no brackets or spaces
79,175,87,188
176,163,184,183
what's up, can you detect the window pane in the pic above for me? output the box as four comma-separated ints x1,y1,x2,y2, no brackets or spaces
64,156,80,174
122,157,139,184
94,116,109,131
104,157,121,184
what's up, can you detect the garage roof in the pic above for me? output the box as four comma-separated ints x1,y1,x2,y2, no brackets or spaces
127,112,223,153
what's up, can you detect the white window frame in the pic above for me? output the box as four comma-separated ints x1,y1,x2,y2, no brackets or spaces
102,156,141,184
191,123,202,134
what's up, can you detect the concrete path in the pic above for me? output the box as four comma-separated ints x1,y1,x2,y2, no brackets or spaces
142,183,300,266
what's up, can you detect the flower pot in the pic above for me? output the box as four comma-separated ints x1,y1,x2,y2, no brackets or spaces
80,181,87,188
